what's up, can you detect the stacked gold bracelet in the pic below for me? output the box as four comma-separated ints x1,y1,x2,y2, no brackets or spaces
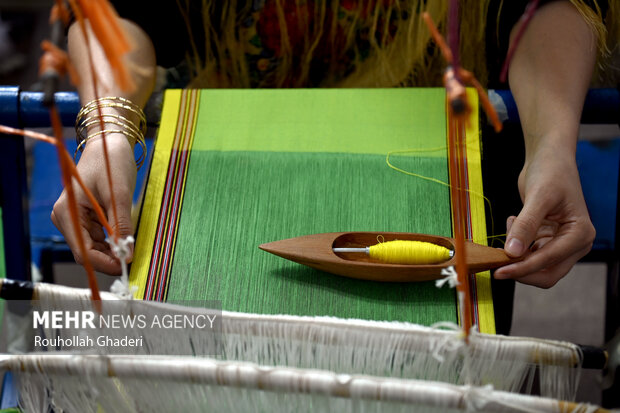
75,97,147,170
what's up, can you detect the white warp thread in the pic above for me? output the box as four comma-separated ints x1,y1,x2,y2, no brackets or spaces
4,354,590,413
22,282,584,403
107,236,137,299
435,266,460,289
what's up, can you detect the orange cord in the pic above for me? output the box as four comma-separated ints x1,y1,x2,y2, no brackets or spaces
39,40,81,86
49,106,102,308
422,12,503,134
447,117,473,339
24,0,138,305
0,126,114,236
422,13,454,65
67,0,140,245
74,0,135,93
50,0,71,26
424,11,494,340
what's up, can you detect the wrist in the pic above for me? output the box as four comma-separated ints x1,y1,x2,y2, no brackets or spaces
75,97,147,169
82,132,134,152
523,132,577,167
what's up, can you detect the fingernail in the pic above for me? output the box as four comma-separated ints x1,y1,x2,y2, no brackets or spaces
506,217,515,232
495,264,514,279
126,244,134,263
505,238,524,256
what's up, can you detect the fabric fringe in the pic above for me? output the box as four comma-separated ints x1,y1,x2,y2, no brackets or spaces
568,0,618,85
179,0,617,88
181,0,491,88
5,354,601,413
600,0,620,84
10,282,584,401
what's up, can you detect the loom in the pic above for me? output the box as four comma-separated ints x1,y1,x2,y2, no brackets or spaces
0,0,617,411
0,87,610,412
0,278,605,412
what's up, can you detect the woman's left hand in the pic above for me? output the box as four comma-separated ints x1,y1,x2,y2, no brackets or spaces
494,144,595,288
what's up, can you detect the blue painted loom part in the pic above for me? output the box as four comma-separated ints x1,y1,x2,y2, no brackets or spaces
577,138,620,252
0,86,618,127
20,91,81,127
0,86,80,128
0,372,18,411
494,88,620,125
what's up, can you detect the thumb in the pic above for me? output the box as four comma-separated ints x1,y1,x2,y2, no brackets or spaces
505,201,545,258
107,202,135,263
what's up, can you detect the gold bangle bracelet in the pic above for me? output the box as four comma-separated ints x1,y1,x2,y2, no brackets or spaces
77,103,146,135
75,97,148,170
76,116,143,144
74,129,147,170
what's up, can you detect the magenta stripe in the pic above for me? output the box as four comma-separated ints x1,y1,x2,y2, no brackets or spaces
156,148,191,300
153,90,198,301
145,90,189,299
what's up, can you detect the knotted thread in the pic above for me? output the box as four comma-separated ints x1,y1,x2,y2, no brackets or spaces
107,236,137,299
436,266,460,288
368,240,451,264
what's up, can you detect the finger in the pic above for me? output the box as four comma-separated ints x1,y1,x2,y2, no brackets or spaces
531,236,552,252
495,240,590,281
52,202,122,275
91,240,111,252
504,200,547,258
535,220,560,239
84,249,124,276
106,199,135,263
506,249,585,289
67,226,122,275
87,218,107,243
506,216,516,234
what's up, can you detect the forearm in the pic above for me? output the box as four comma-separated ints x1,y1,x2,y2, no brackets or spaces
53,19,155,273
495,1,597,286
68,18,156,161
508,1,597,163
68,18,156,108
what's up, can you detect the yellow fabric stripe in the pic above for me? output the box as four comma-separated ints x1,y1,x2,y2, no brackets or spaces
130,90,183,298
149,90,192,299
464,88,496,335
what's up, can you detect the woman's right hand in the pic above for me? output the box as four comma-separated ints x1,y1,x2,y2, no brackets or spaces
51,135,137,275
57,17,156,274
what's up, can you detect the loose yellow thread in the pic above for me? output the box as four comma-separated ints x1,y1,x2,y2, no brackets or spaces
386,148,503,246
368,240,451,265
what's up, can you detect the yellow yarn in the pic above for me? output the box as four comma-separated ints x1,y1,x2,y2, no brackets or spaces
368,240,451,265
179,0,617,87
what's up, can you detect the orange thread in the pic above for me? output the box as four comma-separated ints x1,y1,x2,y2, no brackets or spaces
50,0,71,26
423,12,477,339
74,0,135,93
50,105,102,307
67,0,137,244
39,40,81,86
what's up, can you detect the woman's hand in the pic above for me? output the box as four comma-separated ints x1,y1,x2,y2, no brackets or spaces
494,144,595,288
501,1,598,287
52,136,137,275
52,18,155,274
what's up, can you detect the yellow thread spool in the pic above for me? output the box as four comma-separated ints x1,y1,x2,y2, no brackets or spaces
368,240,451,264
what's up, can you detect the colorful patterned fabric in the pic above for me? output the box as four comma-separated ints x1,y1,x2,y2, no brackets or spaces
130,88,495,333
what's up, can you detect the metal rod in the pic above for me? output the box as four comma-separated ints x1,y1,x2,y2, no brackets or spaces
332,247,369,253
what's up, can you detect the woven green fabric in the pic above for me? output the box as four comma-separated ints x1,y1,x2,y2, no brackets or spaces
168,151,457,324
135,89,463,325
